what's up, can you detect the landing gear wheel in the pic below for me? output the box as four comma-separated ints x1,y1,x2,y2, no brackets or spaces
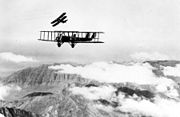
71,43,75,48
57,42,61,47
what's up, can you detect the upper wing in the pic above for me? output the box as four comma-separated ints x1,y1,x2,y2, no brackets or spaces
38,31,104,42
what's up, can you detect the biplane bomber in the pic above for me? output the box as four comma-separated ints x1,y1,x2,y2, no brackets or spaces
38,31,104,48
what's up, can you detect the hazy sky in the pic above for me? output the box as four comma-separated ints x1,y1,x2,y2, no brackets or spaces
1,0,180,65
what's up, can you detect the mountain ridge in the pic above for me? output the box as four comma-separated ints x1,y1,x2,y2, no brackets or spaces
2,64,89,87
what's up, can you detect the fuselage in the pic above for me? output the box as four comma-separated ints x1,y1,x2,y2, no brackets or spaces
60,36,93,43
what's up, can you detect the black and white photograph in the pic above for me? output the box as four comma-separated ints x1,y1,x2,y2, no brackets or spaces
0,0,180,117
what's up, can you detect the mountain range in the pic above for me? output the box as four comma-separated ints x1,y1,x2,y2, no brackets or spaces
0,60,180,117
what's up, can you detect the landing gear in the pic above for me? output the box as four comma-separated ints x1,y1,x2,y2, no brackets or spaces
57,42,61,47
56,34,63,47
70,35,75,48
71,43,75,48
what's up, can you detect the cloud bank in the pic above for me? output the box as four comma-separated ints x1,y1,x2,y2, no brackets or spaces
50,62,157,84
0,83,21,100
163,64,180,77
130,52,170,61
49,61,179,98
49,62,171,85
70,85,116,100
70,85,180,117
119,97,180,117
49,61,180,117
0,52,37,63
0,114,4,117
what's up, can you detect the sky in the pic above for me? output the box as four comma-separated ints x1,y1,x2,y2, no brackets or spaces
0,0,180,76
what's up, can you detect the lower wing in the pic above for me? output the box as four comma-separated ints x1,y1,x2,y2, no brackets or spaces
38,39,57,42
38,39,104,43
74,41,104,43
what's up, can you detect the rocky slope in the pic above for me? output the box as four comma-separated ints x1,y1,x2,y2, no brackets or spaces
3,64,89,86
0,107,39,117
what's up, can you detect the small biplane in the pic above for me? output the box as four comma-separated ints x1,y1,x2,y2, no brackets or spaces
51,12,67,27
38,31,104,48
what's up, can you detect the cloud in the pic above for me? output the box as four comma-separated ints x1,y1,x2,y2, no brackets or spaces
0,83,21,100
50,61,180,116
0,84,11,100
49,61,180,98
155,78,179,98
0,114,4,117
49,62,163,85
70,85,116,100
0,52,37,63
119,97,180,117
163,64,180,77
70,85,180,117
130,52,170,61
